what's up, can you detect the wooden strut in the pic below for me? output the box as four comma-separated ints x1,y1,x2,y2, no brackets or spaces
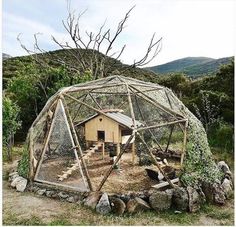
137,119,187,132
96,133,135,191
136,132,176,188
164,90,184,133
129,84,184,119
180,120,188,166
59,99,87,185
64,93,133,130
34,98,61,180
60,96,94,191
165,125,175,153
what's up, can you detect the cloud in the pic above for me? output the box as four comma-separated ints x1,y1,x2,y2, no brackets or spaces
3,0,235,66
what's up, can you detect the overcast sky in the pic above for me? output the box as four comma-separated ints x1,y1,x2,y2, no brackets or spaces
2,0,235,66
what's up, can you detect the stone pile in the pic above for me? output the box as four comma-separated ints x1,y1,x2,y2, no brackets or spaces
8,160,233,216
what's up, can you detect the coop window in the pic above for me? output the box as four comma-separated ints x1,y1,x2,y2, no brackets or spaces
99,118,103,122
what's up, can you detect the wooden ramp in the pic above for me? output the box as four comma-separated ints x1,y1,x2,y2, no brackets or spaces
57,142,103,181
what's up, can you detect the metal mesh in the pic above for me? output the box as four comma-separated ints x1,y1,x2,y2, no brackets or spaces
36,100,88,191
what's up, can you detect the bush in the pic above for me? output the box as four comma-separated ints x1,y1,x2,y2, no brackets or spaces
208,122,234,152
17,147,29,178
3,97,21,161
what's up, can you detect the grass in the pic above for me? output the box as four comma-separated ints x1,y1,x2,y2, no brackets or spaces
3,203,234,226
3,213,45,226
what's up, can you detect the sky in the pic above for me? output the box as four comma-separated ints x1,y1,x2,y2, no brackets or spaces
2,0,235,66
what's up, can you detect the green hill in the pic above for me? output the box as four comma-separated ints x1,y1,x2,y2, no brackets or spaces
3,49,158,88
147,56,233,77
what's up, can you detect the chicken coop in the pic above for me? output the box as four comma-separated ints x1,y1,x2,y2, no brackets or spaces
27,75,189,193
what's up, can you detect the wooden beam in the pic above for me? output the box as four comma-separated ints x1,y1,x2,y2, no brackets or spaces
132,143,135,165
59,99,87,186
136,132,176,188
129,85,184,119
102,142,105,160
137,119,187,132
60,96,94,191
152,178,179,189
34,99,60,180
181,121,188,166
35,179,89,192
165,125,175,153
96,133,135,191
64,93,133,130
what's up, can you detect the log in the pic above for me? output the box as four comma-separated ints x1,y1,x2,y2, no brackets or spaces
152,178,179,189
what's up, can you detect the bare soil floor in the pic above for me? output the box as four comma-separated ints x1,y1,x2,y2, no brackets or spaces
2,157,234,226
37,151,179,193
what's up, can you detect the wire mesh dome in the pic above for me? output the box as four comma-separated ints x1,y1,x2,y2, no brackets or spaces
27,75,221,193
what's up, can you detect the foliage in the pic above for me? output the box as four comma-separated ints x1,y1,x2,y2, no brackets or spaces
208,122,234,152
17,146,29,178
3,96,22,161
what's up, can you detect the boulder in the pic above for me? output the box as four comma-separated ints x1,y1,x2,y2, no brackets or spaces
187,186,201,213
84,191,102,209
127,197,150,213
11,176,24,188
172,187,189,211
67,196,76,203
218,161,230,174
212,182,226,205
37,189,46,196
96,193,111,215
16,178,28,192
46,190,56,197
221,178,233,199
110,197,126,215
202,182,214,203
58,192,69,199
149,190,172,211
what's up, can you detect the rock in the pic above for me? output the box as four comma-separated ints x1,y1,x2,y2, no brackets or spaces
58,192,69,199
16,178,28,192
67,196,76,203
218,161,230,173
37,189,46,196
202,182,214,203
187,186,201,213
84,191,102,209
11,176,24,188
96,193,111,215
212,183,226,205
172,187,189,211
149,190,172,211
126,197,150,213
46,190,55,197
221,178,233,199
110,197,126,215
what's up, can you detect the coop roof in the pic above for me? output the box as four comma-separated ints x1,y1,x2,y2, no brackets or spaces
77,110,143,129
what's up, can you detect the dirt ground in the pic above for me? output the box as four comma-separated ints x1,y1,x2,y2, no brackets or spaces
37,150,179,193
2,158,234,226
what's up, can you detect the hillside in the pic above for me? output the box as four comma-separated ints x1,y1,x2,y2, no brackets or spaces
147,56,233,77
3,49,158,88
2,53,12,60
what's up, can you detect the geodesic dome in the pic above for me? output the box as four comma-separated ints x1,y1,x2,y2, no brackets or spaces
26,75,221,192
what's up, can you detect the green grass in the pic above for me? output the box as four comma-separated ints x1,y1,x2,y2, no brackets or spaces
3,213,45,226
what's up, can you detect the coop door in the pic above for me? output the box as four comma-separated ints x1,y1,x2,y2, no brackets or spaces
35,99,89,192
97,130,105,141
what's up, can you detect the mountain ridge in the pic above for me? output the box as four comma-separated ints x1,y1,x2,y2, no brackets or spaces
146,56,233,77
